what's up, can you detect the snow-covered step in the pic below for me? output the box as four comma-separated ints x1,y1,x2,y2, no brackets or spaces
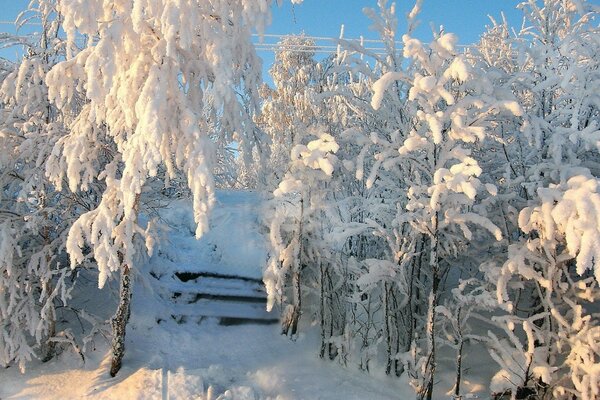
170,290,266,305
169,300,278,326
172,273,265,295
174,271,264,285
164,271,268,305
162,279,266,300
152,269,277,325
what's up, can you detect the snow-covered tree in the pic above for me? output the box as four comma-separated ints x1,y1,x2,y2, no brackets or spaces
44,0,293,376
265,130,339,336
370,26,525,397
262,24,389,365
252,34,322,188
0,0,87,370
473,1,600,398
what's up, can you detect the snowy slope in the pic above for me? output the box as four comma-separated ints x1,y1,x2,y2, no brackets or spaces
150,191,268,279
0,190,413,399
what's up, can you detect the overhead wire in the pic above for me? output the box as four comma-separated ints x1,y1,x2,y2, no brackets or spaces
0,20,397,52
0,21,469,55
0,21,398,42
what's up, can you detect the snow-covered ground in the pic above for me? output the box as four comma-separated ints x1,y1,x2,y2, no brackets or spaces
151,191,269,280
0,319,411,399
0,191,414,399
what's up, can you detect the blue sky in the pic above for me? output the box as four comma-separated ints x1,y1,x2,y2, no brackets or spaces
260,1,526,77
0,1,525,48
268,1,523,44
0,1,528,38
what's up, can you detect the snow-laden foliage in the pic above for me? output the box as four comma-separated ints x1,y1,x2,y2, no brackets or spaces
43,0,296,377
265,131,339,336
262,0,600,399
0,0,87,371
243,35,324,189
45,0,279,287
474,2,600,397
359,24,521,398
1,0,302,375
1,0,600,396
487,170,600,398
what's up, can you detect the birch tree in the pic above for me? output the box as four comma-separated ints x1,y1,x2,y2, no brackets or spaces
0,0,88,371
44,0,295,376
474,1,600,398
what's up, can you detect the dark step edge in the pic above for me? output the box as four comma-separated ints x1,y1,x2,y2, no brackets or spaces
174,271,263,284
171,292,267,304
219,317,279,326
169,313,278,323
167,285,266,296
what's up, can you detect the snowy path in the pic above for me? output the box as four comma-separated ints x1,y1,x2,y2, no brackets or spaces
148,192,278,325
152,191,268,280
0,191,411,399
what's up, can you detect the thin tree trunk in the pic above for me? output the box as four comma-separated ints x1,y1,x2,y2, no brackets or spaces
384,282,393,375
454,340,463,398
40,279,56,363
281,269,302,336
110,263,132,377
326,268,337,360
110,194,140,377
421,216,439,400
320,262,327,358
421,278,439,399
389,287,403,377
40,207,56,363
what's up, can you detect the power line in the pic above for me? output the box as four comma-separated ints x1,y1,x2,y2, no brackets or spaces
0,21,42,26
254,46,388,56
0,21,470,55
255,33,402,45
0,21,399,44
255,48,387,56
255,43,382,49
254,44,388,51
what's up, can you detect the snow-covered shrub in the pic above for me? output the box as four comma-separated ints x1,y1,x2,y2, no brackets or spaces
265,131,340,336
0,1,90,370
472,1,600,398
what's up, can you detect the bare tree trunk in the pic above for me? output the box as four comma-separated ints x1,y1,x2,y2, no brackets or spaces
327,268,338,360
290,268,301,336
389,287,402,377
110,194,140,377
110,263,132,377
319,262,327,358
360,295,374,372
40,279,56,363
420,278,439,399
384,282,393,375
420,216,439,400
454,339,464,398
399,237,421,377
281,269,301,336
40,208,56,363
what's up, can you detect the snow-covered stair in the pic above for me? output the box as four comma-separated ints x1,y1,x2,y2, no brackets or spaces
154,270,278,326
146,192,279,326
